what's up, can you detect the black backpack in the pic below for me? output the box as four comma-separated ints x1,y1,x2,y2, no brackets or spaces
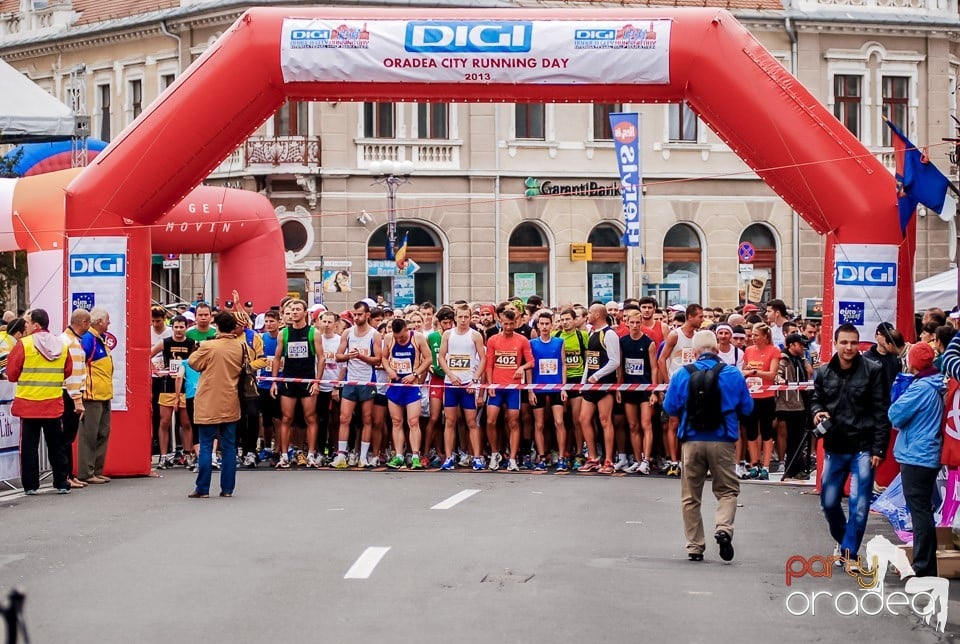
683,361,726,432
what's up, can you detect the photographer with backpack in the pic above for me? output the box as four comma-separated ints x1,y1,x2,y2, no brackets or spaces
663,330,753,563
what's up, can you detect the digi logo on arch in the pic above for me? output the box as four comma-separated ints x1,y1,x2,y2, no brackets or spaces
404,21,533,53
834,262,897,287
69,254,126,277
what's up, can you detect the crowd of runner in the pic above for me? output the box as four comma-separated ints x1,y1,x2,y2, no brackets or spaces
142,291,919,481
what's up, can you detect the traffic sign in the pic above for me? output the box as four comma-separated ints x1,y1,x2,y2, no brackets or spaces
738,242,755,263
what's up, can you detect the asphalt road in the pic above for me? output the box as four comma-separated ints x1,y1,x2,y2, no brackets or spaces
1,467,957,644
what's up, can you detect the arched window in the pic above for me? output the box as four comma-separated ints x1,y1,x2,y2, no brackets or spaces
587,224,626,303
508,222,549,301
367,224,443,307
662,224,702,305
739,224,777,306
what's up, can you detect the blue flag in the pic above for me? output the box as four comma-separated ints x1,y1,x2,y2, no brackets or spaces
609,112,641,247
886,118,957,236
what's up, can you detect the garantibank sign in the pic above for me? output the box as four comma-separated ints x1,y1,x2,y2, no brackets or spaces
523,177,621,198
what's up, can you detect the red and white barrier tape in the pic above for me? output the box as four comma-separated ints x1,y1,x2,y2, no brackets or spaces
256,376,814,393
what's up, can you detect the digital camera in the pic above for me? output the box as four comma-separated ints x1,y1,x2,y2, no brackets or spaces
813,417,833,438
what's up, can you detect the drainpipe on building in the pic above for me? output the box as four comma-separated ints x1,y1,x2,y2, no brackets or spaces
494,104,501,302
785,16,801,310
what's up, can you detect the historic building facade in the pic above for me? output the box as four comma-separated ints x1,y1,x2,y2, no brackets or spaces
1,0,957,311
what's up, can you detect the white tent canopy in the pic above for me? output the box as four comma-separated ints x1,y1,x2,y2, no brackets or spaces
0,58,75,143
915,267,957,312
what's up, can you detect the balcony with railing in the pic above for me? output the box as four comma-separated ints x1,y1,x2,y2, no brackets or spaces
208,136,321,177
357,138,462,171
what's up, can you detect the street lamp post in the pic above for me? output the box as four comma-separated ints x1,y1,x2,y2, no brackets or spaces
369,159,414,306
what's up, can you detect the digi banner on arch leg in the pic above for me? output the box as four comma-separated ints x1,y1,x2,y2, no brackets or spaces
832,244,898,340
67,237,128,411
0,380,20,484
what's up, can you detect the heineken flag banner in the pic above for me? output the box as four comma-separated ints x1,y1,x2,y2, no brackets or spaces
609,112,641,247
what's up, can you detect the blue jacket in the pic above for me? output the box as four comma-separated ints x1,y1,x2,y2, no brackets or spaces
889,372,946,469
663,353,754,442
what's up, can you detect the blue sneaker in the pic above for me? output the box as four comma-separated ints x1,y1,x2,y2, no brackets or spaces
472,457,486,471
441,456,456,471
556,457,569,472
534,459,547,471
522,454,534,470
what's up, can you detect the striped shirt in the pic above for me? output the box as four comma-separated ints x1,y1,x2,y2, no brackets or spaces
61,327,87,400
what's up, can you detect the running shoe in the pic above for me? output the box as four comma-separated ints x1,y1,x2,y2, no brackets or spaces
665,463,681,478
347,451,359,467
623,462,641,474
613,456,630,472
295,451,308,467
276,454,291,469
458,452,472,467
367,455,381,468
734,462,745,479
759,467,770,481
211,455,221,471
579,457,601,473
489,452,502,471
331,452,348,469
506,458,520,472
410,456,423,470
556,457,569,472
534,459,547,471
243,452,257,468
429,454,442,468
833,543,845,567
441,456,456,471
741,466,759,480
638,458,651,475
599,460,615,474
386,454,405,469
306,453,320,468
572,456,584,471
472,457,486,471
522,454,534,470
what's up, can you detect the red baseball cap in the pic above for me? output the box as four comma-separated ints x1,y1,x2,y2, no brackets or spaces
742,304,759,313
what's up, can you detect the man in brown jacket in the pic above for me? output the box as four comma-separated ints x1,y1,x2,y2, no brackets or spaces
186,311,254,498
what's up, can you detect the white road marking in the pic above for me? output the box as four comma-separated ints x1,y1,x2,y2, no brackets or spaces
625,521,643,525
327,507,344,511
431,488,481,510
688,591,713,595
344,547,391,579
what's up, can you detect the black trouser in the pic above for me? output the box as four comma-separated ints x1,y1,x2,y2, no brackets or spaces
239,398,260,456
316,390,333,451
780,410,807,476
61,392,81,477
901,463,939,577
20,416,68,492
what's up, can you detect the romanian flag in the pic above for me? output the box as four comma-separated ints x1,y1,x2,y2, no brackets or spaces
395,231,409,271
886,118,957,236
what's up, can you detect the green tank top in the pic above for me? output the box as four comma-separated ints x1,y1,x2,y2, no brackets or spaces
427,330,444,377
555,329,587,379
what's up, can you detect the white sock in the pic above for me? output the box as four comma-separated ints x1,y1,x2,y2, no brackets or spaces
338,441,348,454
360,442,370,462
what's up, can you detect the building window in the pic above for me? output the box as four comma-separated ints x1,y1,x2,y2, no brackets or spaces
274,100,309,137
592,104,621,141
508,223,549,300
587,224,626,303
882,76,909,147
515,104,545,140
738,224,777,306
417,103,448,139
668,102,697,142
833,74,861,139
363,102,395,138
368,224,443,306
662,224,701,305
281,219,309,253
97,84,111,141
161,73,176,90
128,79,142,122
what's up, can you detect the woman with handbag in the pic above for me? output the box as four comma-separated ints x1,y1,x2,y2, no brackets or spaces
186,311,255,498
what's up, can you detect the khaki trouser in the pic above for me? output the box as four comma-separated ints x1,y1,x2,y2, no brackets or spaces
78,400,111,479
680,441,739,555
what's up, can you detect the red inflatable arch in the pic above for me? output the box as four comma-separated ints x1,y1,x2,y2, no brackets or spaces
59,6,907,474
0,168,283,476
